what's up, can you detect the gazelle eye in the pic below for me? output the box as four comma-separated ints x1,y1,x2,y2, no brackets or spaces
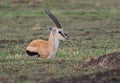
58,31,62,34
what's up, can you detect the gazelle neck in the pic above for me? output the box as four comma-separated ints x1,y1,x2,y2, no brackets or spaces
48,32,60,50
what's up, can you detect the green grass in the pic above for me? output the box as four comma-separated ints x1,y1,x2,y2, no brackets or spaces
0,56,107,83
63,8,120,18
0,0,120,82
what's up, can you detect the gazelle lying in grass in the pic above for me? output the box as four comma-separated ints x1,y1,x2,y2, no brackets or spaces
26,9,69,58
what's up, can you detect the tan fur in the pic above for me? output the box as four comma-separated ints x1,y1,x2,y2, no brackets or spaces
26,39,49,57
26,39,56,58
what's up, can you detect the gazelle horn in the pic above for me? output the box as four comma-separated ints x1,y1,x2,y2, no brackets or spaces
45,9,62,28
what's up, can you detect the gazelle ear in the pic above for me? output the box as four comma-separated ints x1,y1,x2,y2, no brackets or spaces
46,25,54,32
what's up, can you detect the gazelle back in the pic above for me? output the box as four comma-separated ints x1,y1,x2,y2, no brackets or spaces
26,9,69,58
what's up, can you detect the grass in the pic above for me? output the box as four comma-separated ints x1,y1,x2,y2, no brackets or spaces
63,8,120,18
0,56,107,83
0,0,120,82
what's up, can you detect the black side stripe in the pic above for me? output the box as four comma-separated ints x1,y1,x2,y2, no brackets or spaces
26,50,40,57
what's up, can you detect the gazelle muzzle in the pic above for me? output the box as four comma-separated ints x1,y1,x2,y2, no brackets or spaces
58,31,69,40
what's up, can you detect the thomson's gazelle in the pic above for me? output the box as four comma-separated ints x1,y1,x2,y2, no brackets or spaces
26,9,69,58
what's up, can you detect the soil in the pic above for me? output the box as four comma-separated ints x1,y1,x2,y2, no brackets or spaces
49,52,120,83
84,52,120,69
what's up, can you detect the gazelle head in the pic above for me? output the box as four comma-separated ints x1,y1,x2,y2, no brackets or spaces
45,9,69,41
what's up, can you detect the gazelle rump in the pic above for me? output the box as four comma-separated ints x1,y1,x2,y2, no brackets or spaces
26,9,69,58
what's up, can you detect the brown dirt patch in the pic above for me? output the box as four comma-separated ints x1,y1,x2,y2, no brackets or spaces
83,52,120,69
49,52,120,83
49,69,120,83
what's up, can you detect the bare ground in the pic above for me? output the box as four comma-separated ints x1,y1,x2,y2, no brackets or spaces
49,52,120,83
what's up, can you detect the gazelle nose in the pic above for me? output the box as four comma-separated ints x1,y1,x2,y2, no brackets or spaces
65,33,69,40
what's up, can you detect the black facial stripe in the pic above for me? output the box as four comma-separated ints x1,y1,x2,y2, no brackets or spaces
59,32,66,38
